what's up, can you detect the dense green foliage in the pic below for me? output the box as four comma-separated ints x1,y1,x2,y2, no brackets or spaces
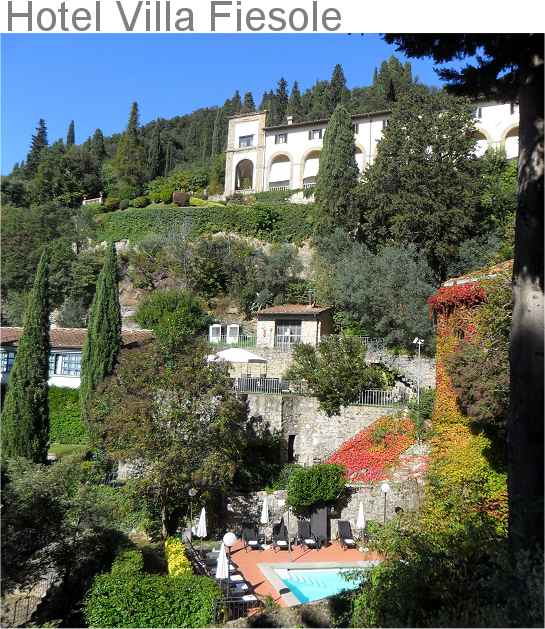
317,232,437,349
1,251,50,462
314,104,359,237
49,386,88,445
110,548,145,577
286,464,346,514
357,89,480,280
84,571,221,628
287,336,395,416
96,202,313,244
80,244,121,422
135,289,210,352
91,341,250,537
112,102,147,199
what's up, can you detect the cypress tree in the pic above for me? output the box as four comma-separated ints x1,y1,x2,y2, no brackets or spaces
80,243,121,422
328,64,349,114
91,128,107,161
230,90,242,113
287,81,304,121
113,102,147,197
276,78,289,123
314,104,359,238
66,120,76,146
26,119,48,175
1,250,50,463
387,79,397,103
241,92,256,113
211,108,224,156
147,121,164,180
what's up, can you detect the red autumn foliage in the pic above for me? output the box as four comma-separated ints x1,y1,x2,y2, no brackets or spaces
327,415,415,482
428,283,486,315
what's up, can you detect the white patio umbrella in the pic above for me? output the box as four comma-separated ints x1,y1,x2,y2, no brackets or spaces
215,543,229,595
356,501,366,534
196,507,207,550
207,348,267,364
260,494,269,525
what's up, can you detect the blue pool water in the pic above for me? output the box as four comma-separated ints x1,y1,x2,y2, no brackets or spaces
276,568,360,603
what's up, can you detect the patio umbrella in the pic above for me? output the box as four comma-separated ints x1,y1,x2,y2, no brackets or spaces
215,543,229,596
207,348,267,364
356,502,366,533
196,507,207,551
260,494,269,525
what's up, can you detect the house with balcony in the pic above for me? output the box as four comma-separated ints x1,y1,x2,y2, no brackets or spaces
223,101,520,196
0,327,153,389
255,304,334,349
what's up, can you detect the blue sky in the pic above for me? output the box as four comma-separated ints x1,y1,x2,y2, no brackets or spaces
1,34,446,173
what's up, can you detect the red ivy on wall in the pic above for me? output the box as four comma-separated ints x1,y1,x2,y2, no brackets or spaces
327,415,415,482
428,283,486,316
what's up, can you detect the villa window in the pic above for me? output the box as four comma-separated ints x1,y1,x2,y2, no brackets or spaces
275,133,288,144
275,320,302,348
382,119,389,129
49,352,82,377
239,135,254,148
353,123,359,134
308,128,323,140
510,102,518,115
0,350,16,374
474,107,483,119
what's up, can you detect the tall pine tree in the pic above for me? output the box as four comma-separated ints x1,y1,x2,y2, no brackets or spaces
147,121,164,180
1,250,50,463
276,78,289,123
287,81,304,121
112,102,147,198
80,243,121,422
328,64,349,114
66,120,76,146
91,128,106,162
26,119,48,176
241,92,256,113
314,104,359,238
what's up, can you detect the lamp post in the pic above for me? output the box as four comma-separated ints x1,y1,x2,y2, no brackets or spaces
380,482,390,525
223,531,237,565
412,337,424,442
188,488,197,531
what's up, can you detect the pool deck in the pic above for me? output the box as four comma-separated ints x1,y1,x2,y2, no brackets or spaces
227,540,382,607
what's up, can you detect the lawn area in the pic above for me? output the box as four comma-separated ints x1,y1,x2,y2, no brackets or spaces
49,442,89,459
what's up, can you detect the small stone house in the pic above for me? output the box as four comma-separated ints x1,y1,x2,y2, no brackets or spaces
255,304,334,349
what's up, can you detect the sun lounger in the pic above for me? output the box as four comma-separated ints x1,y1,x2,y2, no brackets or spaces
272,518,290,551
242,526,262,551
337,520,357,550
296,519,319,549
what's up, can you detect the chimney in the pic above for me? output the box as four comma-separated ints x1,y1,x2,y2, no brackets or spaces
287,115,294,125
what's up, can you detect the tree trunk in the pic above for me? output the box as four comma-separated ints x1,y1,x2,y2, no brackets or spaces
508,50,544,552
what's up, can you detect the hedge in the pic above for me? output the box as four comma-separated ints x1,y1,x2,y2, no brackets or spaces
110,549,145,577
287,463,346,513
164,537,192,576
49,386,88,444
96,203,313,244
84,572,221,628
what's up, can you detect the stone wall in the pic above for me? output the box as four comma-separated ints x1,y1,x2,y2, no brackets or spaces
246,393,399,465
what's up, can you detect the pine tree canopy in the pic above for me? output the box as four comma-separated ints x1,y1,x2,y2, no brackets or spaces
314,104,359,238
26,119,49,175
112,102,147,198
66,120,76,146
80,243,121,422
1,249,50,463
241,92,256,113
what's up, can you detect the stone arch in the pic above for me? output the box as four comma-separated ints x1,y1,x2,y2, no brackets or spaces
301,149,321,188
267,152,293,190
473,129,491,158
502,124,519,159
355,143,367,173
235,158,254,191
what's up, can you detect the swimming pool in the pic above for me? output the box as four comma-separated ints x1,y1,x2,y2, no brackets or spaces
275,567,360,603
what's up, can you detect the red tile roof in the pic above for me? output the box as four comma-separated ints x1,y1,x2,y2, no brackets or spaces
0,327,153,349
257,304,332,317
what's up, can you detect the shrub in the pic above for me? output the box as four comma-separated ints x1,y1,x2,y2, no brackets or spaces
172,191,190,207
269,463,304,490
130,195,150,208
84,572,221,628
164,537,192,576
110,548,145,576
103,196,120,212
119,199,130,211
190,196,224,207
287,463,346,514
49,386,88,444
96,203,313,244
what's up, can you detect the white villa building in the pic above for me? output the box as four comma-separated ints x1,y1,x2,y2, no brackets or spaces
224,101,520,196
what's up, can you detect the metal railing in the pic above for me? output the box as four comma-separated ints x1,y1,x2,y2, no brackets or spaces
209,334,258,349
269,184,290,191
214,596,263,623
233,378,407,407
